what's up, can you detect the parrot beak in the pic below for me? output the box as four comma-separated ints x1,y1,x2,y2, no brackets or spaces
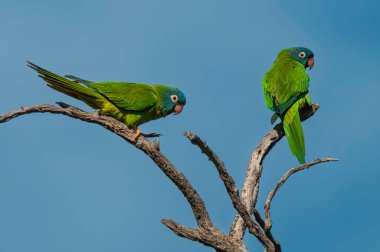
174,104,184,115
307,57,314,70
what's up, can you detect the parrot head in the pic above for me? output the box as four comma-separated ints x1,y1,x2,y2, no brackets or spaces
284,47,314,70
154,85,187,116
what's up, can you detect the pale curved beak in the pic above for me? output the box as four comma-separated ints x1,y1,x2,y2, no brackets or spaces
308,57,314,69
174,104,184,115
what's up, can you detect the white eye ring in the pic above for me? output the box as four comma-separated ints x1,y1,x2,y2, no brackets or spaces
171,95,178,103
299,52,306,58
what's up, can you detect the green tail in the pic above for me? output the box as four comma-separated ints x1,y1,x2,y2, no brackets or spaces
282,101,305,164
27,61,103,109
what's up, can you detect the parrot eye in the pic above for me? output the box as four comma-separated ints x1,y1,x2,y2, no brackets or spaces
171,95,178,103
299,52,306,58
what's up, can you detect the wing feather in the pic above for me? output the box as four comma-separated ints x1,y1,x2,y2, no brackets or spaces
262,59,309,114
90,82,157,112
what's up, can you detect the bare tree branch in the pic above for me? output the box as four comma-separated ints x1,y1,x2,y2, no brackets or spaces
184,131,275,251
161,219,248,252
229,103,320,240
0,105,212,224
0,104,247,250
252,209,266,230
264,157,338,230
161,219,202,242
1,102,336,252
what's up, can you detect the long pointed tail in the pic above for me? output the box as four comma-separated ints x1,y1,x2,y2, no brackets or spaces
27,61,103,109
282,101,306,164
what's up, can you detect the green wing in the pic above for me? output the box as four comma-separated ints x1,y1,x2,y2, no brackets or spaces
90,82,157,111
262,59,309,114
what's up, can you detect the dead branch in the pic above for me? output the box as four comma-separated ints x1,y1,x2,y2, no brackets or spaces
264,157,338,230
0,102,337,252
230,103,320,240
0,104,247,252
184,131,275,251
161,219,202,242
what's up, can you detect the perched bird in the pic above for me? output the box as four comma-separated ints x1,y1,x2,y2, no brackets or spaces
27,62,186,140
262,47,314,164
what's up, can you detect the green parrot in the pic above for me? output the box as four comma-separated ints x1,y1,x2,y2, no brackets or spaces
27,62,186,140
262,47,314,164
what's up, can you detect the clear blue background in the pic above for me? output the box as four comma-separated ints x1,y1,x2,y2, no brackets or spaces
0,0,379,251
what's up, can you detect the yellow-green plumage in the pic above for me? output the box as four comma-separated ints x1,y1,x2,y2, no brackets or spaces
262,47,314,164
27,62,186,128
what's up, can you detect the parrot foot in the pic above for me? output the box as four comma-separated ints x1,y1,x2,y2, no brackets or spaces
132,128,141,142
132,127,162,142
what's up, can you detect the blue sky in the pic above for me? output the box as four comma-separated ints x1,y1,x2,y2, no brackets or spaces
0,0,379,251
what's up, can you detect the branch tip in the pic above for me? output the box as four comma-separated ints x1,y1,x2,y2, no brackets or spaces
160,219,202,242
152,139,160,151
